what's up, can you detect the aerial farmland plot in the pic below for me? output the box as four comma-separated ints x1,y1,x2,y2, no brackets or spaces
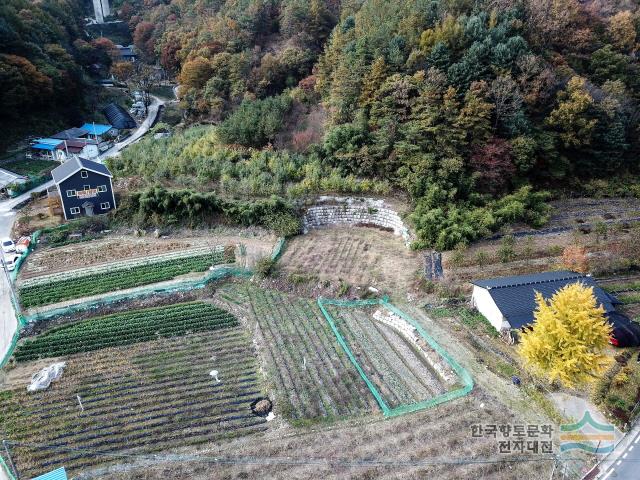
318,299,472,416
0,301,268,478
215,282,377,420
279,226,422,293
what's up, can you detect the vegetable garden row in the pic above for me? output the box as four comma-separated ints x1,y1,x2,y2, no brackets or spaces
20,245,227,286
323,305,448,410
19,250,233,308
14,302,237,361
1,310,267,478
216,283,376,420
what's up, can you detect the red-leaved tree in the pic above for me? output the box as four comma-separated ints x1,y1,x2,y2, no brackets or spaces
470,137,516,194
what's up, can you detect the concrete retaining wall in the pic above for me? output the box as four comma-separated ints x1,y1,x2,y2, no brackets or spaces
302,196,411,246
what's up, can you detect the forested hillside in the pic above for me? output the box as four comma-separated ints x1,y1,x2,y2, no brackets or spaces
0,0,121,151
112,1,640,247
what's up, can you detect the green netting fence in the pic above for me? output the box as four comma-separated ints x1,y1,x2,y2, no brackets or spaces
271,237,286,261
2,234,288,367
317,296,474,417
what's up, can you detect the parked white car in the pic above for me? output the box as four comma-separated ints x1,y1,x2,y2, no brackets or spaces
1,238,15,254
3,254,19,271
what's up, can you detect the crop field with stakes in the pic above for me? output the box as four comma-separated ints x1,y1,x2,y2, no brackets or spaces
0,302,267,478
18,248,233,308
323,304,449,410
215,283,377,420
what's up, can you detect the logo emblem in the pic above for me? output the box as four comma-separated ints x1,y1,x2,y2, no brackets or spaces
559,411,616,454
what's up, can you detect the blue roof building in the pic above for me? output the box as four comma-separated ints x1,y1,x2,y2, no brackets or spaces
31,467,68,480
80,123,114,136
31,138,63,150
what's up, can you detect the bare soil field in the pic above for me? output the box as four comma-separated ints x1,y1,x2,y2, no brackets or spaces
81,392,554,480
19,228,276,279
213,282,376,420
547,197,640,228
325,304,448,409
442,226,639,289
11,195,62,236
279,226,422,295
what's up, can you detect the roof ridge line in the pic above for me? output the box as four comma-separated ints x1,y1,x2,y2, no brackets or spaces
488,274,586,290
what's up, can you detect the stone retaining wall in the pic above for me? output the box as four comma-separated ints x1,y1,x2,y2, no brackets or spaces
302,196,411,246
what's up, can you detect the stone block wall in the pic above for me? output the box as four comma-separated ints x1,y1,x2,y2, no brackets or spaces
302,196,412,246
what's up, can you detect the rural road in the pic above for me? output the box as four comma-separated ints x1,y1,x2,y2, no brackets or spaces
594,420,640,479
98,94,164,161
0,93,164,479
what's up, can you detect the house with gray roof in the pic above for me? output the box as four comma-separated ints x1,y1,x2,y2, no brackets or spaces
51,157,115,220
471,271,640,347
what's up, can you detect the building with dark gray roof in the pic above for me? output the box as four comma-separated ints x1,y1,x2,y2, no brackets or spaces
51,127,89,140
471,270,640,347
102,103,137,130
51,157,115,220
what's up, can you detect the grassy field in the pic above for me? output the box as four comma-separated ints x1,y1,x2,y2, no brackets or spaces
215,282,376,421
1,302,267,478
279,226,422,294
591,350,640,427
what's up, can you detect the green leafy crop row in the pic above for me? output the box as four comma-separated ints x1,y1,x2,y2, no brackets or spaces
19,251,232,308
14,302,238,361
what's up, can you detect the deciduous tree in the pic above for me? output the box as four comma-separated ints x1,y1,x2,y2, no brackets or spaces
547,76,597,149
519,283,612,388
470,137,515,194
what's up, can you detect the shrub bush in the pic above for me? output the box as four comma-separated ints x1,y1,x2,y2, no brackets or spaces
217,94,293,148
255,257,276,278
262,212,302,237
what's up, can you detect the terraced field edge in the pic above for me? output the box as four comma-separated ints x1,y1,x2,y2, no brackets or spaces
317,297,474,417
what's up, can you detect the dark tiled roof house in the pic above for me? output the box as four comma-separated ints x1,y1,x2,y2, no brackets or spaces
471,271,640,347
51,157,116,220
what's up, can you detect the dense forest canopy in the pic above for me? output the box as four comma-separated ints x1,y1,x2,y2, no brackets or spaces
0,0,126,151
5,0,640,249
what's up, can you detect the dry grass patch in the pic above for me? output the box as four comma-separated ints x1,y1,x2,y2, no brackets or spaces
279,226,422,295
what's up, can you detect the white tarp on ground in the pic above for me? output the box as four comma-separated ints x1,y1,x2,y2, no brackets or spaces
28,362,66,392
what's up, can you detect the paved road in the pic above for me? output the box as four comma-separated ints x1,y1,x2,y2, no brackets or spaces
98,94,164,161
595,420,640,479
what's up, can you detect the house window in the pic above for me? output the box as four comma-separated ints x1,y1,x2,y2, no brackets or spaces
100,202,111,210
70,207,80,215
83,185,90,190
97,185,107,193
66,190,76,197
80,170,88,178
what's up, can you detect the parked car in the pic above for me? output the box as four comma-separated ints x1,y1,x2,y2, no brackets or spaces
3,254,19,271
1,238,15,254
15,236,31,254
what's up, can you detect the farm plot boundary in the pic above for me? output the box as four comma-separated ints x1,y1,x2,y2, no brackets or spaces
317,297,473,417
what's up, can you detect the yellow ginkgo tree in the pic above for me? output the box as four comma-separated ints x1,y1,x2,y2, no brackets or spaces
519,282,612,388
